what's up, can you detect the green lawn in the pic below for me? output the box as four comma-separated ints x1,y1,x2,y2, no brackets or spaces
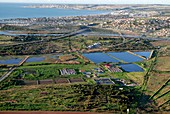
13,64,98,80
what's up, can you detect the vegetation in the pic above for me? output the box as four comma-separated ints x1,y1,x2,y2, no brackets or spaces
144,41,170,111
12,35,42,42
0,20,169,113
0,36,155,55
0,84,155,113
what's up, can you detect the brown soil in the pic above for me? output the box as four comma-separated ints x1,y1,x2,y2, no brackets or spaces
0,111,98,114
155,56,170,71
150,41,170,47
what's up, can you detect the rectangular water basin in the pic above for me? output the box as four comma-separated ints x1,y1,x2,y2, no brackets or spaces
83,52,120,64
107,52,144,63
26,57,45,63
119,64,144,72
0,58,22,65
133,51,151,59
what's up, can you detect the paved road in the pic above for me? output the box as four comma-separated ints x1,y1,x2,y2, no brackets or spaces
112,39,134,47
0,28,89,47
83,33,170,41
0,67,16,82
118,31,126,43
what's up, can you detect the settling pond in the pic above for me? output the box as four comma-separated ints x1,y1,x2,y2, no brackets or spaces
83,51,151,64
119,64,144,72
0,58,22,65
0,54,61,65
26,57,45,63
107,52,144,63
83,52,119,64
133,52,151,59
82,51,152,72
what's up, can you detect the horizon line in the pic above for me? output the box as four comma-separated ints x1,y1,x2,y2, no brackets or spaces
0,2,170,5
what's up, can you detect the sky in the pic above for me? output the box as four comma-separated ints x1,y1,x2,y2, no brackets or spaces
0,0,169,4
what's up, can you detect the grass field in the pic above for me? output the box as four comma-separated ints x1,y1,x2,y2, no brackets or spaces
147,73,170,94
146,51,170,110
126,72,145,86
0,41,14,45
155,56,170,71
0,71,6,77
151,41,170,47
13,64,98,80
0,36,15,45
0,84,149,113
0,35,13,41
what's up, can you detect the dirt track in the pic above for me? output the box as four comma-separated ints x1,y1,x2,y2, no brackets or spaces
0,111,99,114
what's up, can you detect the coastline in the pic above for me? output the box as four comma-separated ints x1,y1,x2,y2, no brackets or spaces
0,3,110,20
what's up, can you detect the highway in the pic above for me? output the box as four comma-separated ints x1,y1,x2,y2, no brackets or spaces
0,28,170,47
0,28,89,47
82,33,170,41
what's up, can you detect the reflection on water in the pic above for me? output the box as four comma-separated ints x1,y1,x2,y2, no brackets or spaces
133,52,151,59
0,31,62,36
26,57,45,63
107,52,144,63
83,52,120,64
119,64,144,72
0,58,22,64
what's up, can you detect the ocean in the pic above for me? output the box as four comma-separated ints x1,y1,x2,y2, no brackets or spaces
0,3,109,19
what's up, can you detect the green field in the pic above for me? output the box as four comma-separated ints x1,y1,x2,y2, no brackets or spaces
0,84,149,113
6,64,98,81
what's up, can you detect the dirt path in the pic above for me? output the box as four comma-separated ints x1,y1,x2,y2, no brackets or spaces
0,111,99,114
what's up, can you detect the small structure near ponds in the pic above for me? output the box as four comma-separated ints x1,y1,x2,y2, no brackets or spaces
103,64,122,72
59,68,76,75
94,78,115,85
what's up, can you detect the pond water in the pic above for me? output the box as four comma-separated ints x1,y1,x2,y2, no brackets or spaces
83,52,120,64
107,52,144,63
0,58,22,64
133,51,151,59
0,31,63,36
119,64,144,72
26,57,45,63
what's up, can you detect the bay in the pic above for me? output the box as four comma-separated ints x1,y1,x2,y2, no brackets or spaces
0,3,109,19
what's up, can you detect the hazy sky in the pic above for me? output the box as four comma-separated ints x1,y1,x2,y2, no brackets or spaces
0,0,169,4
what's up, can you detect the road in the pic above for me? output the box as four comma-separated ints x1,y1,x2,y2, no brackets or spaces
82,33,170,41
112,39,134,47
0,67,16,82
0,56,29,83
0,29,88,81
0,28,89,47
118,31,126,43
1,28,170,47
